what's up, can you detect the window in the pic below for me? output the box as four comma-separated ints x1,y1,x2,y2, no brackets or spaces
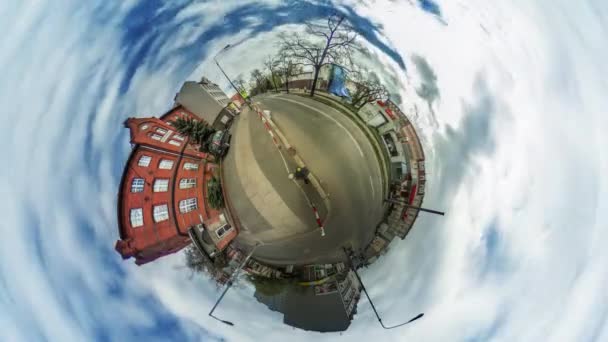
131,178,144,193
130,208,143,227
138,155,151,167
153,204,169,222
179,198,197,213
183,162,198,170
179,178,196,189
150,133,162,141
156,127,168,134
173,135,185,141
153,179,169,192
158,159,174,170
216,225,232,238
169,140,181,146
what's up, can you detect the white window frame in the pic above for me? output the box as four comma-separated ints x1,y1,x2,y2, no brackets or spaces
158,159,174,170
138,155,151,167
130,208,144,227
156,127,168,134
183,162,198,170
150,133,163,141
179,178,196,189
179,198,197,213
153,204,169,222
173,135,185,141
168,140,181,146
131,178,145,193
215,225,233,238
153,179,169,192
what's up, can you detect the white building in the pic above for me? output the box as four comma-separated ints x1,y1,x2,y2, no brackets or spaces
174,77,234,130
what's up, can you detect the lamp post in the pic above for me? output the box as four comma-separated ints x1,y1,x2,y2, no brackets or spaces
208,242,263,326
213,44,249,107
343,247,424,330
383,198,445,216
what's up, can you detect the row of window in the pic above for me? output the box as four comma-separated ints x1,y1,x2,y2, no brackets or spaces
149,127,184,146
129,198,198,227
137,155,198,171
216,225,231,238
130,178,197,193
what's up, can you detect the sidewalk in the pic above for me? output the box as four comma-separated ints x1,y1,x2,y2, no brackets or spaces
289,89,391,199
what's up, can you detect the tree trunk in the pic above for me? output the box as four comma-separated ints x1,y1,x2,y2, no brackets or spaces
285,77,289,93
310,65,321,97
351,95,365,108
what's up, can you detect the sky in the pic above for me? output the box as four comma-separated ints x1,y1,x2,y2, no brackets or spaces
1,0,607,341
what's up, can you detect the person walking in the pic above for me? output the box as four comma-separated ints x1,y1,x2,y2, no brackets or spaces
289,167,310,184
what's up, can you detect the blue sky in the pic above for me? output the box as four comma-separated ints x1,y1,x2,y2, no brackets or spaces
1,0,607,341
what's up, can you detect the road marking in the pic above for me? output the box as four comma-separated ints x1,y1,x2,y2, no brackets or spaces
369,175,375,199
276,144,292,174
272,96,365,157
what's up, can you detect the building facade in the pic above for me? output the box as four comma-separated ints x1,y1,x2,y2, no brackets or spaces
115,105,237,265
282,65,332,92
253,263,361,332
174,78,234,130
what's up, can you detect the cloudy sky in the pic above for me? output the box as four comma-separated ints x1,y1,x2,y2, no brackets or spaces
1,0,607,341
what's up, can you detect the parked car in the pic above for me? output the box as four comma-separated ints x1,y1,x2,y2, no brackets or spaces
208,130,231,158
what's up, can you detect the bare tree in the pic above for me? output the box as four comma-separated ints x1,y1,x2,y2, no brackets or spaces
184,244,214,275
276,50,301,93
263,55,280,92
349,71,389,110
233,76,247,93
281,13,357,97
249,68,267,95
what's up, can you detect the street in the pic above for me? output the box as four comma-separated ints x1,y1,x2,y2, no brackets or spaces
225,93,385,265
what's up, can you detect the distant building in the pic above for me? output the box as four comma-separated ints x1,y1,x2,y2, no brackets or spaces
358,101,388,128
254,266,361,332
282,65,332,92
175,78,234,130
115,106,237,265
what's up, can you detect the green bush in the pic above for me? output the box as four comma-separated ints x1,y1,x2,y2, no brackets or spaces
207,177,224,209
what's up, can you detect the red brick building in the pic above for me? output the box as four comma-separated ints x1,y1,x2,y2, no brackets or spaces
115,105,237,265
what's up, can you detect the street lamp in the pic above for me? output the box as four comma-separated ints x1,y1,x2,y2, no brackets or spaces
343,247,424,330
383,198,445,216
213,44,248,105
208,242,264,326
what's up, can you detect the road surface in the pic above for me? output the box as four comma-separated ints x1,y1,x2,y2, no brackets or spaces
224,93,385,264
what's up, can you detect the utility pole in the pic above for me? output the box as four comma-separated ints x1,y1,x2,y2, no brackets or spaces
383,198,445,216
209,242,263,326
213,44,253,110
342,247,424,329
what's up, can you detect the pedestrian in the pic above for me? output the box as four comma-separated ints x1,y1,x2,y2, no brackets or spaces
294,167,310,184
